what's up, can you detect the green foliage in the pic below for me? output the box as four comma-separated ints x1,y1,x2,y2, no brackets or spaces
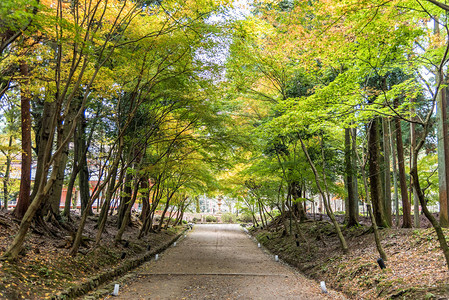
221,212,236,223
237,212,253,223
205,215,217,222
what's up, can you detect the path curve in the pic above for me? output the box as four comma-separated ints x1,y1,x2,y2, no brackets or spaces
107,224,345,299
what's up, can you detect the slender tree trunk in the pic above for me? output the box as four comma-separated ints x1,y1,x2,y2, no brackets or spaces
30,101,54,202
382,118,392,227
3,136,13,210
368,119,388,227
78,111,91,215
411,150,449,269
345,127,358,227
195,196,200,213
47,98,81,217
158,194,171,231
47,148,69,217
70,149,122,256
298,135,348,253
141,177,162,236
140,177,149,222
62,165,78,218
115,177,140,243
95,163,121,246
367,203,388,261
389,120,400,227
436,55,449,227
355,135,388,261
46,120,70,218
410,103,420,228
14,61,32,220
165,205,176,229
351,128,359,216
394,110,412,228
118,171,133,228
258,200,266,228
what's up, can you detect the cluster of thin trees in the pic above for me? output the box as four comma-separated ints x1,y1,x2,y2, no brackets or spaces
0,0,233,260
224,0,449,270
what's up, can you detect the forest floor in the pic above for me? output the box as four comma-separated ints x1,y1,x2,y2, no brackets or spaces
0,210,183,299
252,213,449,299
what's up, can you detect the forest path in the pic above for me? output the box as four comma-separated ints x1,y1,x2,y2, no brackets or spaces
106,224,345,299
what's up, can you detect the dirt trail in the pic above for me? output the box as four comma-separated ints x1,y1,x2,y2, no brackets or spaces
106,224,345,299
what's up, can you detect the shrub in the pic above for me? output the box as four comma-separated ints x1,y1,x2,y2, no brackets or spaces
221,212,236,223
205,215,217,222
237,213,253,223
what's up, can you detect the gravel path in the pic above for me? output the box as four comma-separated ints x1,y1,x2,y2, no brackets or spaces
108,224,345,299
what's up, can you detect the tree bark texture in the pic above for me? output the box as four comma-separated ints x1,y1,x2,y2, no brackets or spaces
30,101,54,202
389,120,400,227
382,118,392,227
437,72,449,227
345,128,358,227
3,136,13,210
290,181,307,222
368,118,388,228
78,111,91,215
117,171,133,228
14,61,32,220
394,116,412,228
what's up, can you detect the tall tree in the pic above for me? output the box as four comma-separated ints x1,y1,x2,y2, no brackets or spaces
367,117,388,228
345,127,358,227
382,118,392,227
394,105,412,228
14,61,32,219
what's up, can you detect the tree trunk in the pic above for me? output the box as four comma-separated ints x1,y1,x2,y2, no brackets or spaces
258,200,266,229
2,128,66,259
14,61,32,220
436,58,449,227
95,163,120,246
345,127,358,227
195,196,200,213
115,177,140,243
165,205,176,229
140,176,150,222
117,171,133,228
30,101,54,202
298,135,348,253
46,98,81,217
141,177,163,237
70,148,123,256
410,103,420,228
290,181,307,222
3,136,13,210
411,150,449,270
367,203,388,261
355,135,388,261
368,118,388,227
394,113,412,228
158,194,171,231
389,120,400,227
351,128,359,216
382,118,392,227
78,111,91,215
62,166,78,218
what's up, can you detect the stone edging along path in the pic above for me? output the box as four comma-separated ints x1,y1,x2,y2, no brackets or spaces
52,228,188,300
